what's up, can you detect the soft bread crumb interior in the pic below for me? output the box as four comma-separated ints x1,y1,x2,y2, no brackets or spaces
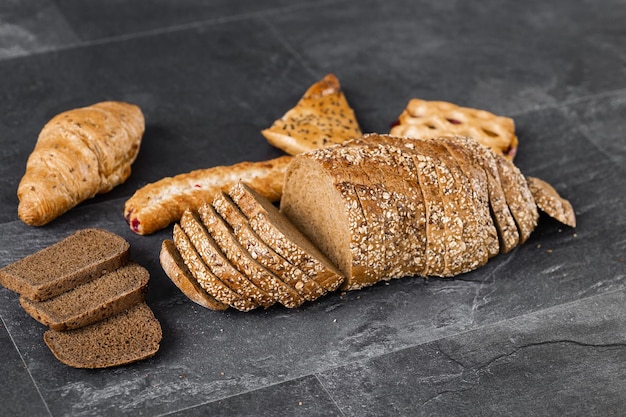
281,157,352,277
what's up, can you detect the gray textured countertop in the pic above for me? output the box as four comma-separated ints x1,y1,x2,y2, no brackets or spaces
1,1,624,416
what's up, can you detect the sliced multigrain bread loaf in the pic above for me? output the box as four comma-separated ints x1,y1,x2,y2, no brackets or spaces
43,302,162,369
198,203,305,308
179,210,274,309
212,191,327,302
230,182,345,293
0,228,130,301
173,223,258,312
160,239,228,311
20,262,149,331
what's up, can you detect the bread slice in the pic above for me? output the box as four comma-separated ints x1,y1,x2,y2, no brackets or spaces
261,73,362,155
526,176,576,228
305,140,417,284
406,137,488,275
179,210,274,308
173,223,257,311
359,135,428,276
159,240,228,311
230,182,345,292
282,152,377,289
439,137,500,259
212,191,327,302
19,263,149,331
198,203,305,308
492,155,539,243
0,228,130,301
43,302,161,369
445,136,520,253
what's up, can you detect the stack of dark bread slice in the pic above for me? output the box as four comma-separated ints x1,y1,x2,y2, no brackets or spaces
0,228,162,368
160,182,346,311
162,134,576,310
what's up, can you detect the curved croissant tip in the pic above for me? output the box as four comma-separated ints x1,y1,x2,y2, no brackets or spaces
18,198,51,226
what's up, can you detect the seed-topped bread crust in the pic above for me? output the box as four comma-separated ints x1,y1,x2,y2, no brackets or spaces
198,203,305,308
173,223,257,311
230,181,345,293
212,191,326,301
281,134,573,290
160,239,228,310
526,176,576,228
179,210,273,309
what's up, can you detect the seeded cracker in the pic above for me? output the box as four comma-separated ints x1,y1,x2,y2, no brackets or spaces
261,74,362,155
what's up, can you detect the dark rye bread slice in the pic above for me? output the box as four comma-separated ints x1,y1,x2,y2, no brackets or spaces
20,263,149,331
212,191,326,302
160,240,228,311
198,203,305,308
179,210,274,308
173,223,257,312
43,302,162,369
230,182,345,293
0,228,130,301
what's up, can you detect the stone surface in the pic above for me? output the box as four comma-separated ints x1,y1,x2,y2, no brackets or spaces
0,0,624,416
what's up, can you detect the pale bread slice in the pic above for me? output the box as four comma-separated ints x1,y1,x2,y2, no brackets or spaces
212,191,326,302
159,240,228,311
230,181,345,293
526,177,576,228
390,98,518,161
179,210,274,309
173,223,257,311
261,73,362,155
198,203,305,308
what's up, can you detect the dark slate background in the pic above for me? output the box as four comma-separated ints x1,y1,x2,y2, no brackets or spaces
1,1,625,416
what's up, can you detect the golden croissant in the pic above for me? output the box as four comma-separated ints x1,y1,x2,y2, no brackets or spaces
17,101,145,226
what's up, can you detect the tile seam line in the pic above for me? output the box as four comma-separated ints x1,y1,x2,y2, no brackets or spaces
155,287,626,417
0,0,345,63
0,313,53,417
316,286,626,373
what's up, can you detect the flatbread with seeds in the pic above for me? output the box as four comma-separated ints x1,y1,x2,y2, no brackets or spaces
261,73,362,155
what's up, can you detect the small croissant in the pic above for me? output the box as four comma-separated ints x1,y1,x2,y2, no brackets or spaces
17,101,145,226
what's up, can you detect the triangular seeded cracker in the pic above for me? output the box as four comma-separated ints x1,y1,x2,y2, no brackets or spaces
261,74,362,155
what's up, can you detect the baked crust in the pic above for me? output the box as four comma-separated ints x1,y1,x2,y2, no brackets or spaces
261,73,362,155
390,98,518,161
159,240,228,311
124,155,291,235
18,101,144,226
